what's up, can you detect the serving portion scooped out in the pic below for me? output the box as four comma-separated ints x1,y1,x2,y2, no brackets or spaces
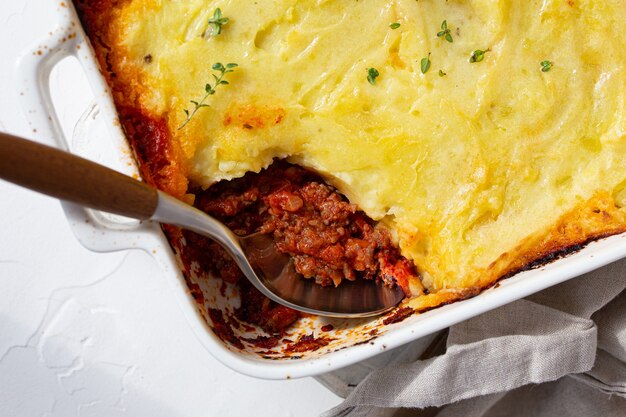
179,160,414,320
73,0,626,332
187,161,419,291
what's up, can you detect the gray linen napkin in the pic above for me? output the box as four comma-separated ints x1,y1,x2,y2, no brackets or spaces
318,258,626,417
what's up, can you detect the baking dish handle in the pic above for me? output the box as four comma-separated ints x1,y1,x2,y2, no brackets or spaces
15,8,161,253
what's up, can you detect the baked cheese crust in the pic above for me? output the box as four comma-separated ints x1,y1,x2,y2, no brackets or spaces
76,0,626,301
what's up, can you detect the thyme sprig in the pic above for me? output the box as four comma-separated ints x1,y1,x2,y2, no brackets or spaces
367,67,380,85
207,8,229,37
178,62,238,130
470,48,490,63
540,60,553,72
437,20,453,43
421,53,432,74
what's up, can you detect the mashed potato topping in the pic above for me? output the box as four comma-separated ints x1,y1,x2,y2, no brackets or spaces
104,0,626,295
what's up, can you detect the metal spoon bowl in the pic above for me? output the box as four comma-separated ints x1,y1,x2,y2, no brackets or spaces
0,132,405,317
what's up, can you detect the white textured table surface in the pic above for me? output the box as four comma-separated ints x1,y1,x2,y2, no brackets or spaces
0,2,342,416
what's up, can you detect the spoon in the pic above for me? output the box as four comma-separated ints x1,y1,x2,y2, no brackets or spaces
0,132,405,317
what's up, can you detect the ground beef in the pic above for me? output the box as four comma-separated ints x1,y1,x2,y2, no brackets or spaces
192,161,417,288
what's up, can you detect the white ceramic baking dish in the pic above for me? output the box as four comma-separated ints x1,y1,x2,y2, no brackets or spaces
15,2,626,380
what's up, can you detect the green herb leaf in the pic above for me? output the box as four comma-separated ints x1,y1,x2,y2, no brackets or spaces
437,20,453,43
367,67,380,85
470,48,490,63
207,8,229,37
540,60,553,72
421,53,431,74
179,62,238,130
390,22,401,29
438,69,446,77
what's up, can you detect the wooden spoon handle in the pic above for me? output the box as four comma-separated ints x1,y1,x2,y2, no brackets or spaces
0,132,158,220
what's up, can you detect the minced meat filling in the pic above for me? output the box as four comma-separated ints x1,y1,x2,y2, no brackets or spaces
191,161,417,289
